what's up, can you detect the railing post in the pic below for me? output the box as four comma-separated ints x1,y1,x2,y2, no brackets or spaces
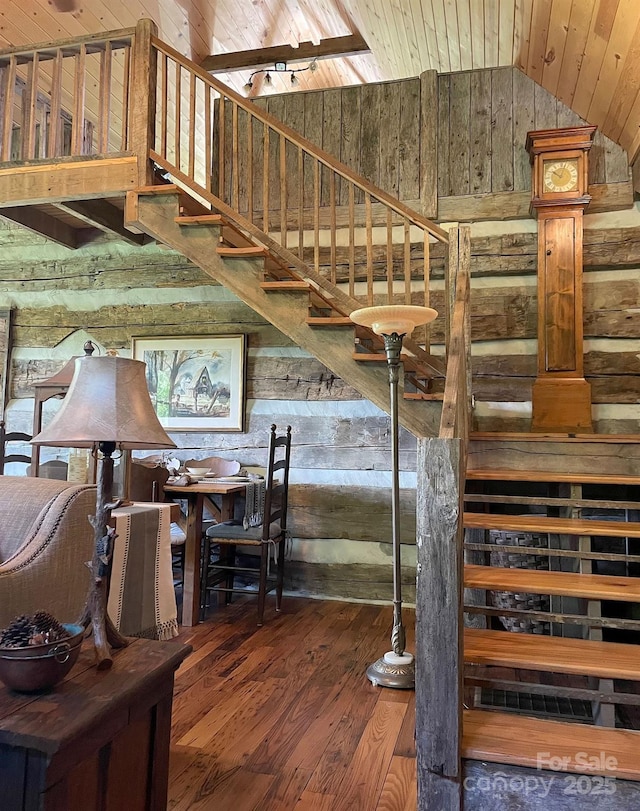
415,436,465,810
130,18,158,187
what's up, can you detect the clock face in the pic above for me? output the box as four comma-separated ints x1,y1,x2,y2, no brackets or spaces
543,159,579,193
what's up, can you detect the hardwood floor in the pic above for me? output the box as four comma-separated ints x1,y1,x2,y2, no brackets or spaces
169,596,417,810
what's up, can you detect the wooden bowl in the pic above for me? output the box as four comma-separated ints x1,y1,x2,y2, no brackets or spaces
0,623,84,693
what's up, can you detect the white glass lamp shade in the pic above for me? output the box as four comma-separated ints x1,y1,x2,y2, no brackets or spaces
31,354,176,450
350,305,438,336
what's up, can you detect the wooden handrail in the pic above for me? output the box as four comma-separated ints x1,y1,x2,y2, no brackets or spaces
0,29,136,61
151,36,448,244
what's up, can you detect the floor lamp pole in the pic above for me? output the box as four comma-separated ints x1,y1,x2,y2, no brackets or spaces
349,304,438,691
366,330,414,689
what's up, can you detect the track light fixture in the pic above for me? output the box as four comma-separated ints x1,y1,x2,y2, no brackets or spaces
243,59,318,94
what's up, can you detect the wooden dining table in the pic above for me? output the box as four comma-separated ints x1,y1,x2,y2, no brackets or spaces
163,479,247,626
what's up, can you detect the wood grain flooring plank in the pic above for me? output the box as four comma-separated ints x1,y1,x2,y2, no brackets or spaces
331,699,408,811
376,755,417,811
294,791,337,810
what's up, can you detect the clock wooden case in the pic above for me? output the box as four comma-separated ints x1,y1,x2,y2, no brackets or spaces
525,125,597,433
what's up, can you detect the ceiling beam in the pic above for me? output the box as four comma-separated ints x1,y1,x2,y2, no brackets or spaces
201,34,370,74
0,207,80,249
54,200,146,246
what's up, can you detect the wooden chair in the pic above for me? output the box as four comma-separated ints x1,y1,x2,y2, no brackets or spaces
200,425,292,626
0,421,32,474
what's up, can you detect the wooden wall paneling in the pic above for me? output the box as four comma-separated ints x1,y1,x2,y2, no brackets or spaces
360,83,382,191
533,79,558,130
449,72,471,197
470,70,492,194
490,67,514,192
605,135,632,184
437,74,451,197
526,0,553,87
321,87,342,205
379,81,400,198
512,68,534,191
284,92,304,212
419,70,438,219
339,85,362,205
398,78,420,201
251,98,266,217
303,90,323,209
287,561,417,603
266,95,284,213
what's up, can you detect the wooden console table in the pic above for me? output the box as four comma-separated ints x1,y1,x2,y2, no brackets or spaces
0,637,190,811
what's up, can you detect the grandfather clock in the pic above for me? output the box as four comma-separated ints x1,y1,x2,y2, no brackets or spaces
525,125,596,433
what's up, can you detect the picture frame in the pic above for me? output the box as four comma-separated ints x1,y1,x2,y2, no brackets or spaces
131,335,247,432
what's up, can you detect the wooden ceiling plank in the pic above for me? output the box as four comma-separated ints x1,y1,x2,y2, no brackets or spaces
603,14,640,145
498,0,516,66
513,0,535,71
417,0,441,71
554,0,597,107
407,0,436,72
430,0,451,72
541,0,572,96
0,206,79,249
483,0,499,67
202,34,370,73
443,0,462,72
587,0,640,134
456,0,473,71
571,0,615,118
526,0,553,84
54,199,145,245
469,0,485,70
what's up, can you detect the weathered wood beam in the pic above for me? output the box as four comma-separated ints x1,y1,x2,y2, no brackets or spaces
201,34,370,73
416,437,465,811
0,207,81,249
54,200,146,245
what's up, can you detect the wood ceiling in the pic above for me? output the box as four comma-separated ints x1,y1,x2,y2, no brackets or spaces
3,1,640,162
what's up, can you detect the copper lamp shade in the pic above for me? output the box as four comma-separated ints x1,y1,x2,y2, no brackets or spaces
32,353,176,451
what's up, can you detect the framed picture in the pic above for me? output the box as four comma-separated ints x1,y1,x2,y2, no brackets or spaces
132,335,246,432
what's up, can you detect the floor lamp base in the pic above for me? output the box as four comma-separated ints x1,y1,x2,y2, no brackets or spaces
366,650,415,690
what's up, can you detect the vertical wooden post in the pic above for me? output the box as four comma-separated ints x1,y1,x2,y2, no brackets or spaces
415,436,465,811
130,18,158,187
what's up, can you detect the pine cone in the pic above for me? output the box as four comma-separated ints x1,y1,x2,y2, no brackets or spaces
0,614,33,648
31,610,67,644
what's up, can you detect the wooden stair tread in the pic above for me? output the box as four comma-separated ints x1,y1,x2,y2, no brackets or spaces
306,316,353,326
463,709,640,780
465,563,640,602
470,432,640,444
463,511,640,537
217,245,267,257
175,214,224,225
466,468,640,485
465,628,640,679
260,280,310,290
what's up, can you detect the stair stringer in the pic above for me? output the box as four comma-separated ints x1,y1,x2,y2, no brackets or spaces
125,189,443,438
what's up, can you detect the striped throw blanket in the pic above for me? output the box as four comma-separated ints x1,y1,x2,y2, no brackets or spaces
108,502,178,641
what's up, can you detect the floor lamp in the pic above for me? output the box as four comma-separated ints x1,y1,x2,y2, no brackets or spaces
350,305,438,689
31,342,176,669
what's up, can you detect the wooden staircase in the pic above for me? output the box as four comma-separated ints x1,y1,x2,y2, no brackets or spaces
460,433,640,782
124,183,448,438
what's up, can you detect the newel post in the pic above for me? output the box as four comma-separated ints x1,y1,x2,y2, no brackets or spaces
130,18,158,187
415,436,465,810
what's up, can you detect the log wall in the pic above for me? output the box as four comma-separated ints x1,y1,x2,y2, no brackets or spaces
1,65,638,602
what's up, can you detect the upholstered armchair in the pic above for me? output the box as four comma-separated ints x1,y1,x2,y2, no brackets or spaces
0,476,96,627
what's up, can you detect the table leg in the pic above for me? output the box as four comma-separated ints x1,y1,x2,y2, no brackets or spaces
181,493,203,626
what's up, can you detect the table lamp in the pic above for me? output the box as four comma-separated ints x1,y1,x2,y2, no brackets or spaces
350,305,438,689
32,341,176,669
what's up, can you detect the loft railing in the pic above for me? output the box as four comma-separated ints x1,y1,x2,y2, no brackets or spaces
0,20,460,371
0,28,135,161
